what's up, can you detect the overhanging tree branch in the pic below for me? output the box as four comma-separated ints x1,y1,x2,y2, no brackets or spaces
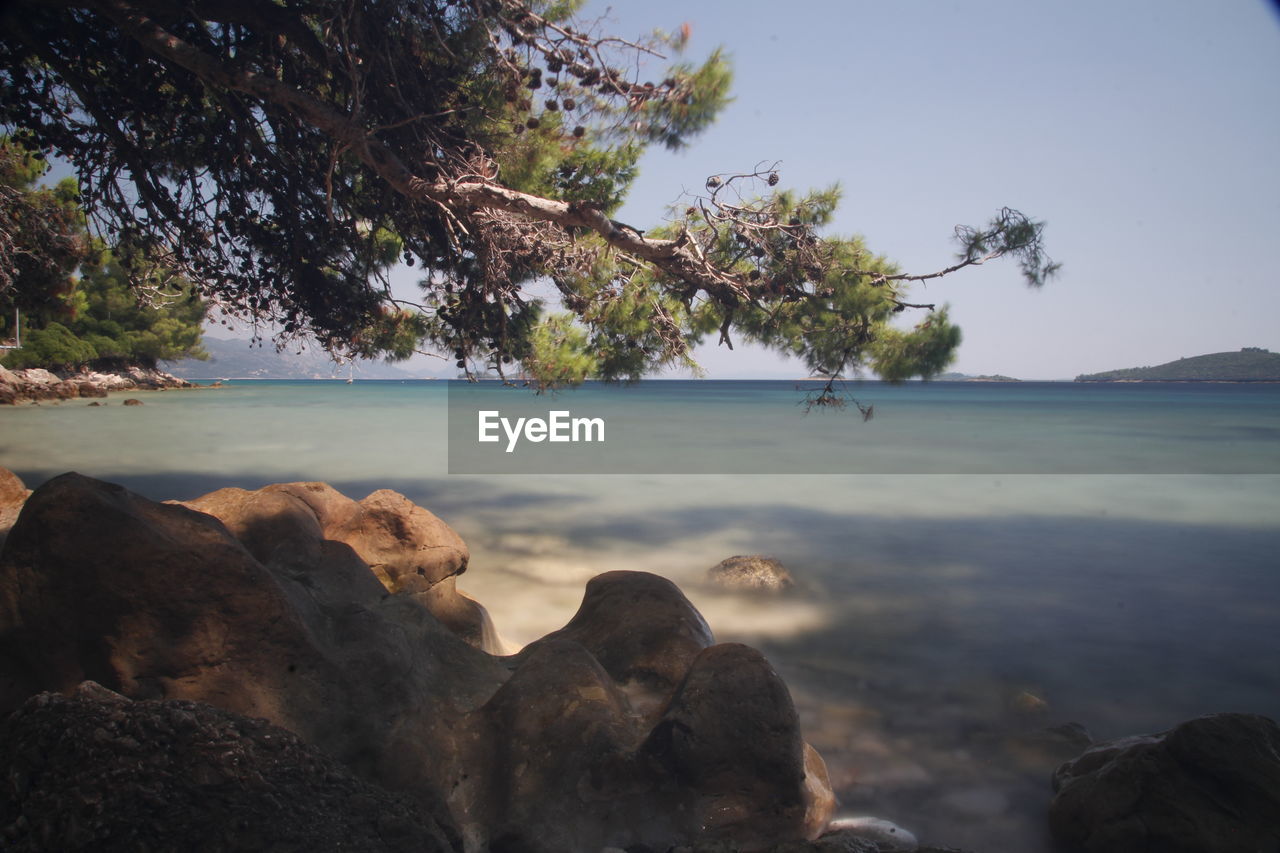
2,0,1056,392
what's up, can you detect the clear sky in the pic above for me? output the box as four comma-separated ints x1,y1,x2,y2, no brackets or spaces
549,0,1280,379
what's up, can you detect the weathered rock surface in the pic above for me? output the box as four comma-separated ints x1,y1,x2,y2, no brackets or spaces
1050,712,1280,853
0,681,453,852
529,570,715,718
0,472,492,843
180,481,484,650
643,642,835,846
0,473,834,853
0,469,29,553
708,554,796,593
475,573,834,853
0,364,193,404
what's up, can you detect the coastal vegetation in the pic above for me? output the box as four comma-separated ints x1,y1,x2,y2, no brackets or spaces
0,0,1054,401
0,139,207,371
1075,348,1280,382
936,372,1020,382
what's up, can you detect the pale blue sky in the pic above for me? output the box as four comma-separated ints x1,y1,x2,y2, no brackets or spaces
568,0,1280,379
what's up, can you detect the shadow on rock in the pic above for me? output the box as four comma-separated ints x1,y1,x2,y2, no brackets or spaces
0,470,834,852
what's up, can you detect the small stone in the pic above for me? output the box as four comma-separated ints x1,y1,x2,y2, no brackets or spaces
824,817,918,851
122,398,143,406
1009,690,1048,714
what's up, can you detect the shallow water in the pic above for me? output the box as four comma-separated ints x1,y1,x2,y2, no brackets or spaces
3,380,1278,851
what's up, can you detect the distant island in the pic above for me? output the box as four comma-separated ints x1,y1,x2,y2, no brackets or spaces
161,336,432,381
936,372,1021,382
1076,348,1280,382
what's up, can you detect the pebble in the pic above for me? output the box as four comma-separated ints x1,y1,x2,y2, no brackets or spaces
825,816,918,851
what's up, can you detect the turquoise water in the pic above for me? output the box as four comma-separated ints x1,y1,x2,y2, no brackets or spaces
3,379,1279,850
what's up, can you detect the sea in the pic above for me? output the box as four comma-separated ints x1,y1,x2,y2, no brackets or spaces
2,378,1278,851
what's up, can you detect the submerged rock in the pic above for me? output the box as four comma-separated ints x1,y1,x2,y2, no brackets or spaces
708,555,796,593
1050,712,1280,853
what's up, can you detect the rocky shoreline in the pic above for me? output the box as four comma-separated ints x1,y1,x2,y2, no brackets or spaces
0,364,206,405
0,469,1276,852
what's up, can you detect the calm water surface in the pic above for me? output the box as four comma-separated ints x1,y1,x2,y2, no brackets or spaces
2,379,1278,851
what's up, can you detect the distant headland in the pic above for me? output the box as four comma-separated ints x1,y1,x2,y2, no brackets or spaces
1075,348,1280,382
936,372,1021,382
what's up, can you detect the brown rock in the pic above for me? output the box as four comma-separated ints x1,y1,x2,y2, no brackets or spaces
1,473,838,853
642,643,835,847
51,380,80,400
181,482,481,648
335,488,470,593
1050,713,1280,853
76,381,108,398
0,471,503,843
476,639,643,852
121,398,143,406
529,570,714,718
0,469,30,554
0,473,338,720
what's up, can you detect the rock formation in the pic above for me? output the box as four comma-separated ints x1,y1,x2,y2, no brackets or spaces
1050,712,1280,853
0,470,835,852
0,364,192,405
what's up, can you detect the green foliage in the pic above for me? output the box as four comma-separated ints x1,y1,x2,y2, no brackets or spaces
0,136,89,326
0,2,1054,396
1076,350,1280,382
3,321,95,368
73,253,207,365
1,136,207,369
3,250,208,369
523,313,597,385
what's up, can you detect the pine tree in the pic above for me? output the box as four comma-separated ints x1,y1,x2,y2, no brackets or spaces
0,0,1055,391
0,138,207,369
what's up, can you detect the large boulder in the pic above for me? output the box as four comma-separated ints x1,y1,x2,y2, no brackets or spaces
470,575,834,853
529,570,715,720
179,481,485,650
1049,713,1280,853
0,682,453,852
642,643,834,848
0,472,500,842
